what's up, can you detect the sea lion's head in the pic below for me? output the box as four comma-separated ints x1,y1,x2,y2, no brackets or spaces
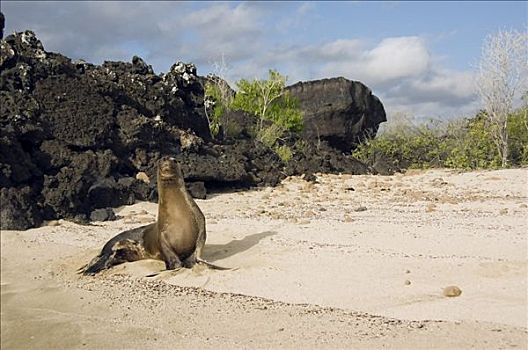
157,157,184,187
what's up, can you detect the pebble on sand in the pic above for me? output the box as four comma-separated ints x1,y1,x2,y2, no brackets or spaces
443,285,462,297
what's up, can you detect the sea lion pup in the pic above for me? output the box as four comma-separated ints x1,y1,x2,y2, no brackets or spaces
82,156,229,275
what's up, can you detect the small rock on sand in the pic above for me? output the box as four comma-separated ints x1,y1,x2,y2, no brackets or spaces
135,172,150,184
443,285,462,297
425,203,436,213
343,215,354,223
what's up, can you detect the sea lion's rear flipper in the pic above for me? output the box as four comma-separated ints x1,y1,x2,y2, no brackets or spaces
77,264,88,274
196,258,238,271
82,239,147,275
83,253,113,275
144,267,183,279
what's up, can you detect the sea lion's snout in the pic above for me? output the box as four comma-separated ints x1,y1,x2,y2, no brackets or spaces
158,156,182,180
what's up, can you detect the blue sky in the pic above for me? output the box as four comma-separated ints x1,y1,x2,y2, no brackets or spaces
2,1,527,122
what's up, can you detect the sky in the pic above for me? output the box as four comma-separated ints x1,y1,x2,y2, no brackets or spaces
2,1,527,122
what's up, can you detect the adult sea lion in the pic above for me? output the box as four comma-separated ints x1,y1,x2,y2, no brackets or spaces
83,156,228,275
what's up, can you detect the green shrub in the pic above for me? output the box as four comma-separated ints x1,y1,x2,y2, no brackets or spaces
204,69,303,163
231,69,303,140
204,82,224,137
353,108,527,170
230,69,303,161
274,144,293,162
444,114,501,169
352,120,448,169
258,124,284,148
204,75,234,139
507,108,528,165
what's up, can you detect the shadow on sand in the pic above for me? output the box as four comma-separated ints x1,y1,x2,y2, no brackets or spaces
204,231,276,261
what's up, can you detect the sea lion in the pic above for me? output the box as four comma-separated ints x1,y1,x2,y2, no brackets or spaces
82,156,228,275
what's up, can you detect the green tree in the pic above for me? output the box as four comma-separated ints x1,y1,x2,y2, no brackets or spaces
203,55,234,139
444,113,501,169
230,69,303,160
204,78,232,137
507,106,528,165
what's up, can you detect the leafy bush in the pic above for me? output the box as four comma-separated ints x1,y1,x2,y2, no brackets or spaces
352,119,448,169
231,70,303,141
229,69,303,161
204,69,304,162
258,123,284,149
274,144,293,162
444,114,501,169
204,81,225,137
507,108,528,165
353,107,527,170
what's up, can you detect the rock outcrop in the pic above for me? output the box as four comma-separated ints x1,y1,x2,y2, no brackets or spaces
0,12,4,40
0,30,382,230
206,76,386,152
287,77,386,153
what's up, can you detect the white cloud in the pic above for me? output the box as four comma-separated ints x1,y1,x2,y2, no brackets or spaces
3,1,182,66
316,36,430,86
406,69,475,103
316,39,364,61
274,2,316,33
2,2,481,121
173,3,266,66
297,2,316,16
363,37,430,81
226,35,478,120
180,3,261,41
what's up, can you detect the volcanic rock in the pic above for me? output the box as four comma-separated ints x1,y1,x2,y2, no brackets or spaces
287,77,386,152
0,186,43,230
0,30,381,230
186,182,207,200
90,208,117,222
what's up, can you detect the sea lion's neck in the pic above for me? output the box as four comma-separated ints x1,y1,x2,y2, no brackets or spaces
157,182,188,221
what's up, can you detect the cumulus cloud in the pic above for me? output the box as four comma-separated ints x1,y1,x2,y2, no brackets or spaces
229,36,477,120
176,3,266,65
314,36,431,86
2,2,480,120
363,37,430,81
2,1,268,71
398,69,475,105
3,1,183,67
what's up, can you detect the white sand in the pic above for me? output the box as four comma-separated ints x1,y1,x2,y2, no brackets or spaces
2,168,527,349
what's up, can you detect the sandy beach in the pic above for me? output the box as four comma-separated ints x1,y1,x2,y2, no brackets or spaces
2,168,527,349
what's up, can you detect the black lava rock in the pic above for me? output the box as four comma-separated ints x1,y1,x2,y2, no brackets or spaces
0,30,383,230
186,181,207,199
90,208,117,222
287,77,386,152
